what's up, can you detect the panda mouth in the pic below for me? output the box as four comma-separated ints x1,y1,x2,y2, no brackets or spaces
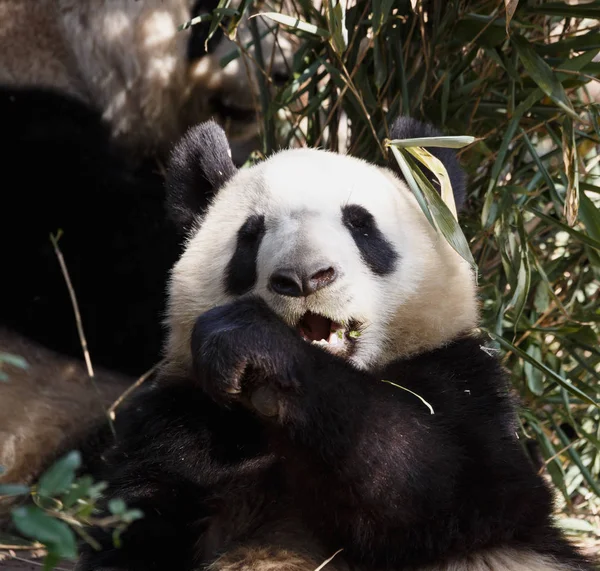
296,312,359,356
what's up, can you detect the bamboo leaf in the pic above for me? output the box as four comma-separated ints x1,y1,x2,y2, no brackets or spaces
387,136,476,149
485,331,599,408
405,146,458,219
253,13,330,38
552,420,600,498
526,3,600,18
393,148,477,268
325,0,347,56
387,145,436,229
178,13,212,31
507,210,531,328
511,35,579,121
206,0,232,51
524,344,544,396
505,0,519,34
561,117,580,227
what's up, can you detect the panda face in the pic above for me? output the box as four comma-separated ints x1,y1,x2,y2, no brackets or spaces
166,143,479,374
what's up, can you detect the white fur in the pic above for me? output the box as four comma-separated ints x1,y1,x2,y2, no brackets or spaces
166,148,479,374
418,548,586,571
0,0,293,154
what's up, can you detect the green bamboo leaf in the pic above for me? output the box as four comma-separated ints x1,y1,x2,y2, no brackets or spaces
37,451,81,498
526,3,600,18
12,506,77,560
405,146,458,219
511,35,579,121
441,73,450,126
508,211,531,328
226,0,251,39
325,0,347,56
485,330,599,408
206,0,232,51
552,420,600,498
579,192,600,243
524,344,544,396
558,517,596,534
398,149,477,268
373,0,395,32
387,136,476,149
178,12,212,31
387,145,436,229
253,12,330,38
524,415,570,503
373,37,386,91
520,130,555,191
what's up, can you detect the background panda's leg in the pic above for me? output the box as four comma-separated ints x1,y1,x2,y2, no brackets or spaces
204,521,350,571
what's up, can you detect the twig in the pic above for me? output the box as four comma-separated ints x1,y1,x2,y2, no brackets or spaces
540,440,579,475
108,360,165,420
49,232,116,434
313,548,343,571
49,231,94,379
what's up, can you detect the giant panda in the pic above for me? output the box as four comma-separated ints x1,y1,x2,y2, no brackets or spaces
70,118,595,571
0,0,293,376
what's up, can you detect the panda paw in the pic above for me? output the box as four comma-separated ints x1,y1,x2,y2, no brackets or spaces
191,297,307,416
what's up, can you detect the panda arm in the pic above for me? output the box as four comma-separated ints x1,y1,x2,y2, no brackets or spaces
77,383,271,571
192,297,541,566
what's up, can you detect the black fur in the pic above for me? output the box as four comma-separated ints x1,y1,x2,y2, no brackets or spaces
165,120,238,234
78,297,594,570
0,87,182,375
388,117,467,211
341,204,398,275
225,214,266,295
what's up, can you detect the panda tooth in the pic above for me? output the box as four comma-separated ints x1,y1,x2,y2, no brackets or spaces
328,331,343,345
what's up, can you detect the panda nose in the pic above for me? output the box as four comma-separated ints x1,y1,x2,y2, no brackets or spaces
269,266,337,297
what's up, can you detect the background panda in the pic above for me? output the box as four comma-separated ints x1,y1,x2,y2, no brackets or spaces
71,119,595,571
0,0,293,377
0,327,133,526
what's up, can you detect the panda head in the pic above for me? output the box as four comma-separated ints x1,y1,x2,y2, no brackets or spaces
164,119,479,374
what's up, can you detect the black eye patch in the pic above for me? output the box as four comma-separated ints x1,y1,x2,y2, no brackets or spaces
225,214,266,295
341,204,398,275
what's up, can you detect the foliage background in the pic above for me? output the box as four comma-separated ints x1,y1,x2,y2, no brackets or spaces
233,0,600,554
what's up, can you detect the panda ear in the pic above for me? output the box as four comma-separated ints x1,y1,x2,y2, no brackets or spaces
165,120,237,233
387,117,467,212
